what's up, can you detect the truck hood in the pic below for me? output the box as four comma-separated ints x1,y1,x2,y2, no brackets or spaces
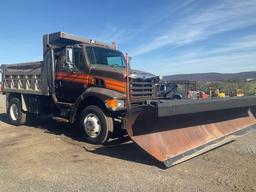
129,69,157,80
90,65,158,81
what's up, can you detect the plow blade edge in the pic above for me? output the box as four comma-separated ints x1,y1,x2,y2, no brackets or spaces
125,97,256,167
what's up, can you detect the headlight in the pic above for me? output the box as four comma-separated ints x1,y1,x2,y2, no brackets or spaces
105,99,125,111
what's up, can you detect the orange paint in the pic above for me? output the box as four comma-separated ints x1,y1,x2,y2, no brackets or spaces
55,72,126,93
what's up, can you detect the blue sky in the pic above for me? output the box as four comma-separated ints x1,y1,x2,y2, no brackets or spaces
0,0,256,75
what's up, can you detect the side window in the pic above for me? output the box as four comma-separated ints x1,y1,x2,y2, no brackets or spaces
73,48,85,73
58,48,86,73
86,47,96,64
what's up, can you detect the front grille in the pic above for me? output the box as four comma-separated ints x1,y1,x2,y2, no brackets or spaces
130,78,155,98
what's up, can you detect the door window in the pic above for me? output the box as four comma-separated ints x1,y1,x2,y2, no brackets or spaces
73,48,85,73
58,48,86,73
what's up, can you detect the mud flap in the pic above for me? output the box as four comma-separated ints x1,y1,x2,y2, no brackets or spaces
125,104,256,167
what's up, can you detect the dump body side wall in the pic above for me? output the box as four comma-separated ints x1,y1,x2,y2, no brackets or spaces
2,62,49,95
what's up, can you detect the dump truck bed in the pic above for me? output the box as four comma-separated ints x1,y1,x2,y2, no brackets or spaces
1,62,49,95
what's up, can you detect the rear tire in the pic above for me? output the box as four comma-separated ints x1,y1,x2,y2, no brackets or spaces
79,105,113,144
7,97,27,125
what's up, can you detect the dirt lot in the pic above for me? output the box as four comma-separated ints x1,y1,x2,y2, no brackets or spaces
0,94,255,192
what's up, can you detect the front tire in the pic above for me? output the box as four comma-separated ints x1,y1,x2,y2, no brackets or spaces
7,97,27,125
80,105,113,144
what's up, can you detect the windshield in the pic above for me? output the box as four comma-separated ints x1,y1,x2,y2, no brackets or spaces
86,46,126,68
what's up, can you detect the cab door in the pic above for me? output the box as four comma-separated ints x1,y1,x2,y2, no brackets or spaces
55,47,88,103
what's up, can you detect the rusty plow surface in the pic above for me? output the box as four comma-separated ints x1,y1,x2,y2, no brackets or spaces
125,105,256,167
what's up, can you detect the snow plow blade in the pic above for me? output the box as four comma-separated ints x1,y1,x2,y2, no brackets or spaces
125,96,256,167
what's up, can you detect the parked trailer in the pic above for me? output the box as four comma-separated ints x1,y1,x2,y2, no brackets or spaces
2,32,256,167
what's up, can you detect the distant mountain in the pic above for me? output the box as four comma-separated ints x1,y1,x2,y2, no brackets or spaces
163,71,256,82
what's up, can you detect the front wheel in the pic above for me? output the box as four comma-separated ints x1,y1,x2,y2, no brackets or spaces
7,97,27,125
80,105,113,144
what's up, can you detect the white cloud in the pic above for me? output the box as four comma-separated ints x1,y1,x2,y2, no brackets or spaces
130,0,256,56
147,34,256,75
98,0,197,47
192,34,256,56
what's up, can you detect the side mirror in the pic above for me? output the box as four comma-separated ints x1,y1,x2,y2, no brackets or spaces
65,47,73,64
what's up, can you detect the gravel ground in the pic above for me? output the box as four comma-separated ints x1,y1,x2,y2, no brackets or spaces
0,94,255,192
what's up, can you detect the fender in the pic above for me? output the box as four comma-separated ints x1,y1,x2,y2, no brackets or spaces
70,87,125,123
6,93,28,112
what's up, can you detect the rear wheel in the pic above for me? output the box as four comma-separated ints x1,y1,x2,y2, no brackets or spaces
7,98,27,125
80,105,113,144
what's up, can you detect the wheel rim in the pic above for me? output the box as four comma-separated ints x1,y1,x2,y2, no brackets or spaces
83,113,101,138
10,103,19,121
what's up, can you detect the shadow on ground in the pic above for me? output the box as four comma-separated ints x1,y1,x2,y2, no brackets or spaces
0,113,164,168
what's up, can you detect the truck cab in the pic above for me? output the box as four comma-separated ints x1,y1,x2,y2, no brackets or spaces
2,32,158,144
54,43,127,103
